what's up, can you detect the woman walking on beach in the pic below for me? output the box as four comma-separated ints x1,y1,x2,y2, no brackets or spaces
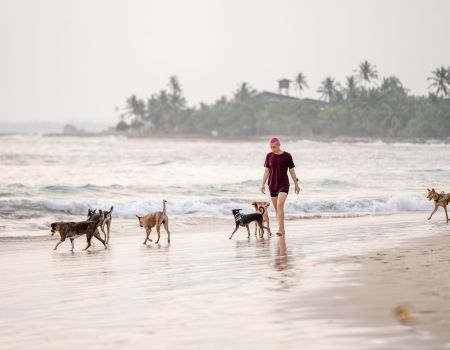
261,137,300,236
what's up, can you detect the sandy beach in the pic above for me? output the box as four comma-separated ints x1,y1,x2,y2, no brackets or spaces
1,212,449,350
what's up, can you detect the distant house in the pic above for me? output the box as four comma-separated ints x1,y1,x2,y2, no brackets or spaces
256,91,300,103
256,91,327,108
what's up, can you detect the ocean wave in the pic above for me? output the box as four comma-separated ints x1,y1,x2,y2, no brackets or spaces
285,195,429,213
319,179,354,187
0,180,263,197
0,195,431,219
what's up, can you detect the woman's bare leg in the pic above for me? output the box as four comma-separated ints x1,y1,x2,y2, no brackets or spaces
271,196,278,214
276,192,288,236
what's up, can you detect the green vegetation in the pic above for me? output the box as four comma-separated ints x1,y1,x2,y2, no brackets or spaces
117,61,450,139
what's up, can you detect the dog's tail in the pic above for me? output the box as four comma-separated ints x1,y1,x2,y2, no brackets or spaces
162,200,167,215
258,206,266,215
105,206,114,218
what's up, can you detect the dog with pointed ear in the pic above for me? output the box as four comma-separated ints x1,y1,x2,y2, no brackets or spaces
136,215,144,227
426,188,435,200
251,201,271,238
87,208,97,219
427,188,450,223
135,200,171,245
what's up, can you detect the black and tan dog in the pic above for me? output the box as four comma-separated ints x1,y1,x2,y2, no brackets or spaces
427,188,450,223
51,210,107,251
251,201,271,237
229,208,270,239
136,200,170,245
87,206,114,244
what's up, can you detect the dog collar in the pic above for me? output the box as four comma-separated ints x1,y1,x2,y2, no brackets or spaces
435,193,448,203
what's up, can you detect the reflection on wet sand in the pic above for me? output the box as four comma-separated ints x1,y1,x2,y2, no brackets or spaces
273,235,297,292
234,236,272,261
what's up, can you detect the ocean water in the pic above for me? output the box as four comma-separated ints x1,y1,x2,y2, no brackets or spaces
0,135,448,236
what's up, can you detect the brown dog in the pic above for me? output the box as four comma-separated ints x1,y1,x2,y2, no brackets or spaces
51,210,107,251
427,188,450,223
251,201,271,237
136,200,170,244
87,206,114,244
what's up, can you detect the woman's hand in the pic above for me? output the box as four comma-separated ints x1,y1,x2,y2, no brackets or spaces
261,184,266,194
295,183,300,194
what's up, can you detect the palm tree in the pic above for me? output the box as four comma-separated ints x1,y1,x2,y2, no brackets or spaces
427,67,450,98
234,82,256,103
294,73,308,96
345,76,358,99
355,60,378,88
317,77,340,102
167,76,186,109
380,76,406,95
121,95,145,126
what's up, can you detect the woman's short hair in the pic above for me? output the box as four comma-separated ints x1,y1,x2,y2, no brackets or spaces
269,137,280,144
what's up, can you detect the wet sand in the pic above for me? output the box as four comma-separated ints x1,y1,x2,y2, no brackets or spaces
324,232,450,346
0,213,449,349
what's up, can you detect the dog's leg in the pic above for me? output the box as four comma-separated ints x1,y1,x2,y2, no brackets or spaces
53,240,63,250
163,218,170,244
70,238,75,252
83,233,93,251
143,228,152,245
261,225,270,236
229,224,240,239
155,224,161,244
254,222,258,236
93,229,107,249
257,221,264,238
246,225,251,239
100,221,106,238
106,221,111,244
428,206,438,220
445,206,449,223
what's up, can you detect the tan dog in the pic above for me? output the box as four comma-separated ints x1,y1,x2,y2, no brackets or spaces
136,200,170,244
427,188,450,223
251,201,271,237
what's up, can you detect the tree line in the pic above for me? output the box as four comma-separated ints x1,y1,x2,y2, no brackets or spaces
116,61,450,139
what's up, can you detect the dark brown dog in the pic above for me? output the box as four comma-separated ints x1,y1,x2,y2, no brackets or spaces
136,200,170,244
51,210,107,251
251,201,271,237
427,188,450,223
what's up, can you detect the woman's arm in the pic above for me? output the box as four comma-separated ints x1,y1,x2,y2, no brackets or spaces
261,168,269,194
289,167,300,194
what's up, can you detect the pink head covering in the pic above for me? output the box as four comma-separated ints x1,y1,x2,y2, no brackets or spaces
269,137,280,145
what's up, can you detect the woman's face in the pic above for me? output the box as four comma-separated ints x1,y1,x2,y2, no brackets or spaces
270,142,280,153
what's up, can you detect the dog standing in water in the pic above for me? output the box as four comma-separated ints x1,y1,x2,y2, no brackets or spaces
51,210,107,251
229,208,270,239
87,206,114,244
427,188,450,223
136,200,170,244
251,201,271,237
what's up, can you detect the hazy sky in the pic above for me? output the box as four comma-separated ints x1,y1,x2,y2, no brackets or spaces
1,0,449,124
